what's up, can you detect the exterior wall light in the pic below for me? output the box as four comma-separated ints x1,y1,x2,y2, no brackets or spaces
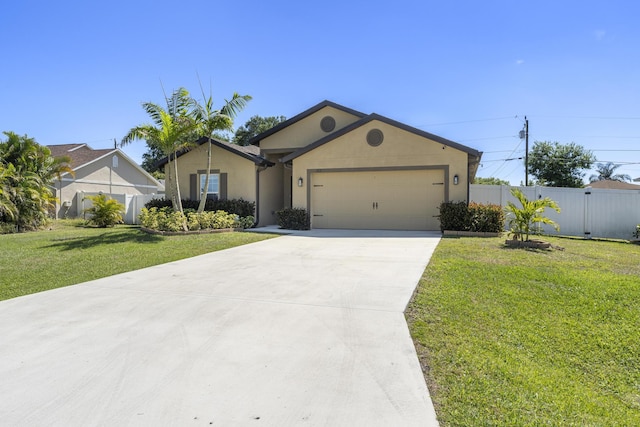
453,174,459,185
298,177,304,187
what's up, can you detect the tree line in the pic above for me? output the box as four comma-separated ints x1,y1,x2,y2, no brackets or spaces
475,141,632,187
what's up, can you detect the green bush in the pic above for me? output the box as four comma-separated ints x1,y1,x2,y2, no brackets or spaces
235,215,255,229
439,201,505,233
0,222,17,234
276,207,309,230
139,207,250,232
83,194,124,228
468,203,505,233
438,201,470,232
144,198,255,217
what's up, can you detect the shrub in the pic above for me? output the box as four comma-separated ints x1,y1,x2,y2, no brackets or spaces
468,203,505,233
83,194,124,227
139,207,246,232
633,225,640,239
235,215,255,229
0,222,17,234
438,201,470,232
439,201,505,233
144,198,255,217
276,207,309,230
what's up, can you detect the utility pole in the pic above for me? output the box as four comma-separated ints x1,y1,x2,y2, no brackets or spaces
525,116,529,186
520,117,529,186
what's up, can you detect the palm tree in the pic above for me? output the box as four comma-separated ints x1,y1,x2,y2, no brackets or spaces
121,88,196,217
0,163,17,221
192,91,251,213
589,162,631,183
0,132,71,230
505,188,561,241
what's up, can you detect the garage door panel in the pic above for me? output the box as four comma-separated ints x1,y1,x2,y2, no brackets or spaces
311,170,444,230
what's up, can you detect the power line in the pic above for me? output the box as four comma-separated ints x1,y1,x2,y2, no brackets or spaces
529,115,640,120
417,116,517,127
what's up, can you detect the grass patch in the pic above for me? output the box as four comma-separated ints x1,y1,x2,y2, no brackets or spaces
407,236,640,426
0,220,277,301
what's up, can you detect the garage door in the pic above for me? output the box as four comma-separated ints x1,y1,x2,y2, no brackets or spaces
310,169,445,230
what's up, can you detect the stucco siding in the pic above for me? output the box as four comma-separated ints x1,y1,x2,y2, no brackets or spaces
165,143,257,205
54,153,160,218
291,120,470,211
260,106,362,152
257,158,285,226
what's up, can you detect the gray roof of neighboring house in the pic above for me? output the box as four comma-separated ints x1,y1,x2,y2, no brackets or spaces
47,143,162,187
156,137,274,167
48,144,114,170
248,100,367,146
588,180,640,190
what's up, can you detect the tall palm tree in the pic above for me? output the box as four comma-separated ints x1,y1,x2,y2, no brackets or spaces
121,88,196,217
589,162,631,183
192,91,251,213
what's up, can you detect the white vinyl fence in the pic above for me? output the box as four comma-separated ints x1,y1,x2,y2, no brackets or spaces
77,192,163,225
470,185,640,240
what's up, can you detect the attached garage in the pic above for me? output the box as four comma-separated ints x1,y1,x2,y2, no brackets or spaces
310,168,446,230
249,100,482,229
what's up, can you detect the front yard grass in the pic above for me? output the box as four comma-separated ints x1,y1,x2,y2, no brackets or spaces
0,220,277,301
407,235,640,426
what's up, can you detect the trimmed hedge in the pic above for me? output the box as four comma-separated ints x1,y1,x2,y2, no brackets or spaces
139,207,255,232
439,201,504,233
276,207,309,230
144,198,255,218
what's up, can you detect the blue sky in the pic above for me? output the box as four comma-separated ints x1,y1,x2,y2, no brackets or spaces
2,0,639,184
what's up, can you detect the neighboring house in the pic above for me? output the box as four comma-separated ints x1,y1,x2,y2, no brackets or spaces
587,180,640,190
48,144,163,219
162,100,482,230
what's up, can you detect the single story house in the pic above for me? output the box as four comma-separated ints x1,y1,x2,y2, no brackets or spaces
48,144,163,219
161,100,482,230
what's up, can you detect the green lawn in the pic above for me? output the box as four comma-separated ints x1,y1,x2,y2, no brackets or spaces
0,220,277,301
407,236,640,426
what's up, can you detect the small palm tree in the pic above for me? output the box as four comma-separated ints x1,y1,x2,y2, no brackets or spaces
505,188,561,241
589,162,631,183
192,90,251,213
83,194,125,227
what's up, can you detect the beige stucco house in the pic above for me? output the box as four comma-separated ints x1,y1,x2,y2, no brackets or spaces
49,144,163,219
163,100,482,230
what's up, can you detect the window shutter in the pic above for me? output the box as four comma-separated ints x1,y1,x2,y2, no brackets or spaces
220,173,228,200
190,174,197,200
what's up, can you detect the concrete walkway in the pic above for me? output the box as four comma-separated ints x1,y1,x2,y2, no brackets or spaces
0,229,441,426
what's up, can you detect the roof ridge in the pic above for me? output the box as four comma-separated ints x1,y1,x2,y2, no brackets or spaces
247,100,367,146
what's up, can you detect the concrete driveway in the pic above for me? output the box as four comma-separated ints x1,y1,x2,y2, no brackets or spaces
0,229,440,426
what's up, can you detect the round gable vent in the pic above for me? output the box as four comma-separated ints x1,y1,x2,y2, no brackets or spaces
320,116,336,132
366,129,384,147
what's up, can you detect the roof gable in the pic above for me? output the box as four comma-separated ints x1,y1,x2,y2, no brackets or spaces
280,113,482,163
156,137,273,167
248,100,367,146
48,144,114,170
47,144,162,186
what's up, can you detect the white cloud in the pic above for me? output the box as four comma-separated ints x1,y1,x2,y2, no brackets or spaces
516,59,525,65
595,29,606,41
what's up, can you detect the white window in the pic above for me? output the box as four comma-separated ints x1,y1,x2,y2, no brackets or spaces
199,173,220,200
